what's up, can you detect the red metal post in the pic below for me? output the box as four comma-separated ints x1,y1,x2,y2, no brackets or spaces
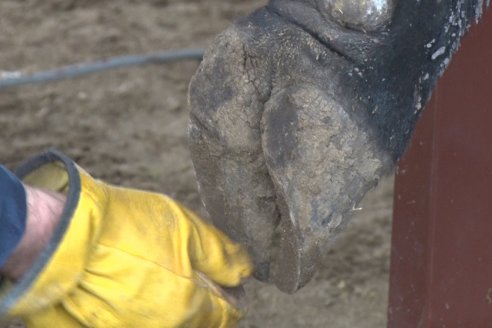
388,8,492,328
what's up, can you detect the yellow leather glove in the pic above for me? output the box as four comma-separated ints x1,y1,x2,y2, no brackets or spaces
0,150,252,328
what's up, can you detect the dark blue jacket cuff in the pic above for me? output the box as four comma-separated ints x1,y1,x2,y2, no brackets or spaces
0,165,27,268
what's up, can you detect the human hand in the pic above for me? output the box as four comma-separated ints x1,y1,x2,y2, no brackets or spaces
0,151,252,328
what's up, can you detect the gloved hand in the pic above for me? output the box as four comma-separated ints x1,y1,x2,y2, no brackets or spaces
0,150,252,328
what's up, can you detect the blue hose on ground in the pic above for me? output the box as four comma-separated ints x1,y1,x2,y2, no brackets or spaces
0,48,204,90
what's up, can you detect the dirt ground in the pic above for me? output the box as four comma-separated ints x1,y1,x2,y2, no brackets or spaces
0,1,394,327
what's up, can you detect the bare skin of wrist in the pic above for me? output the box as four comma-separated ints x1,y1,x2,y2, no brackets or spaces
0,185,66,282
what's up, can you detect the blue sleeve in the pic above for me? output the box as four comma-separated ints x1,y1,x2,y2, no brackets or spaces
0,165,27,268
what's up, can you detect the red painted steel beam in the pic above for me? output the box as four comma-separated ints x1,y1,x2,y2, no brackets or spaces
388,7,492,328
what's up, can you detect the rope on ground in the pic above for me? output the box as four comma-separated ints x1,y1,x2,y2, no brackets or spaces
0,48,204,90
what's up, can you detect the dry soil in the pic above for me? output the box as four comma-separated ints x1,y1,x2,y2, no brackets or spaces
0,1,394,327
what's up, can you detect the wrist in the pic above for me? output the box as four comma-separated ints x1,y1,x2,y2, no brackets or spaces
0,186,65,281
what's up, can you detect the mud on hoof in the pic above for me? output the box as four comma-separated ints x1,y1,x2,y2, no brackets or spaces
189,0,487,292
262,86,390,292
